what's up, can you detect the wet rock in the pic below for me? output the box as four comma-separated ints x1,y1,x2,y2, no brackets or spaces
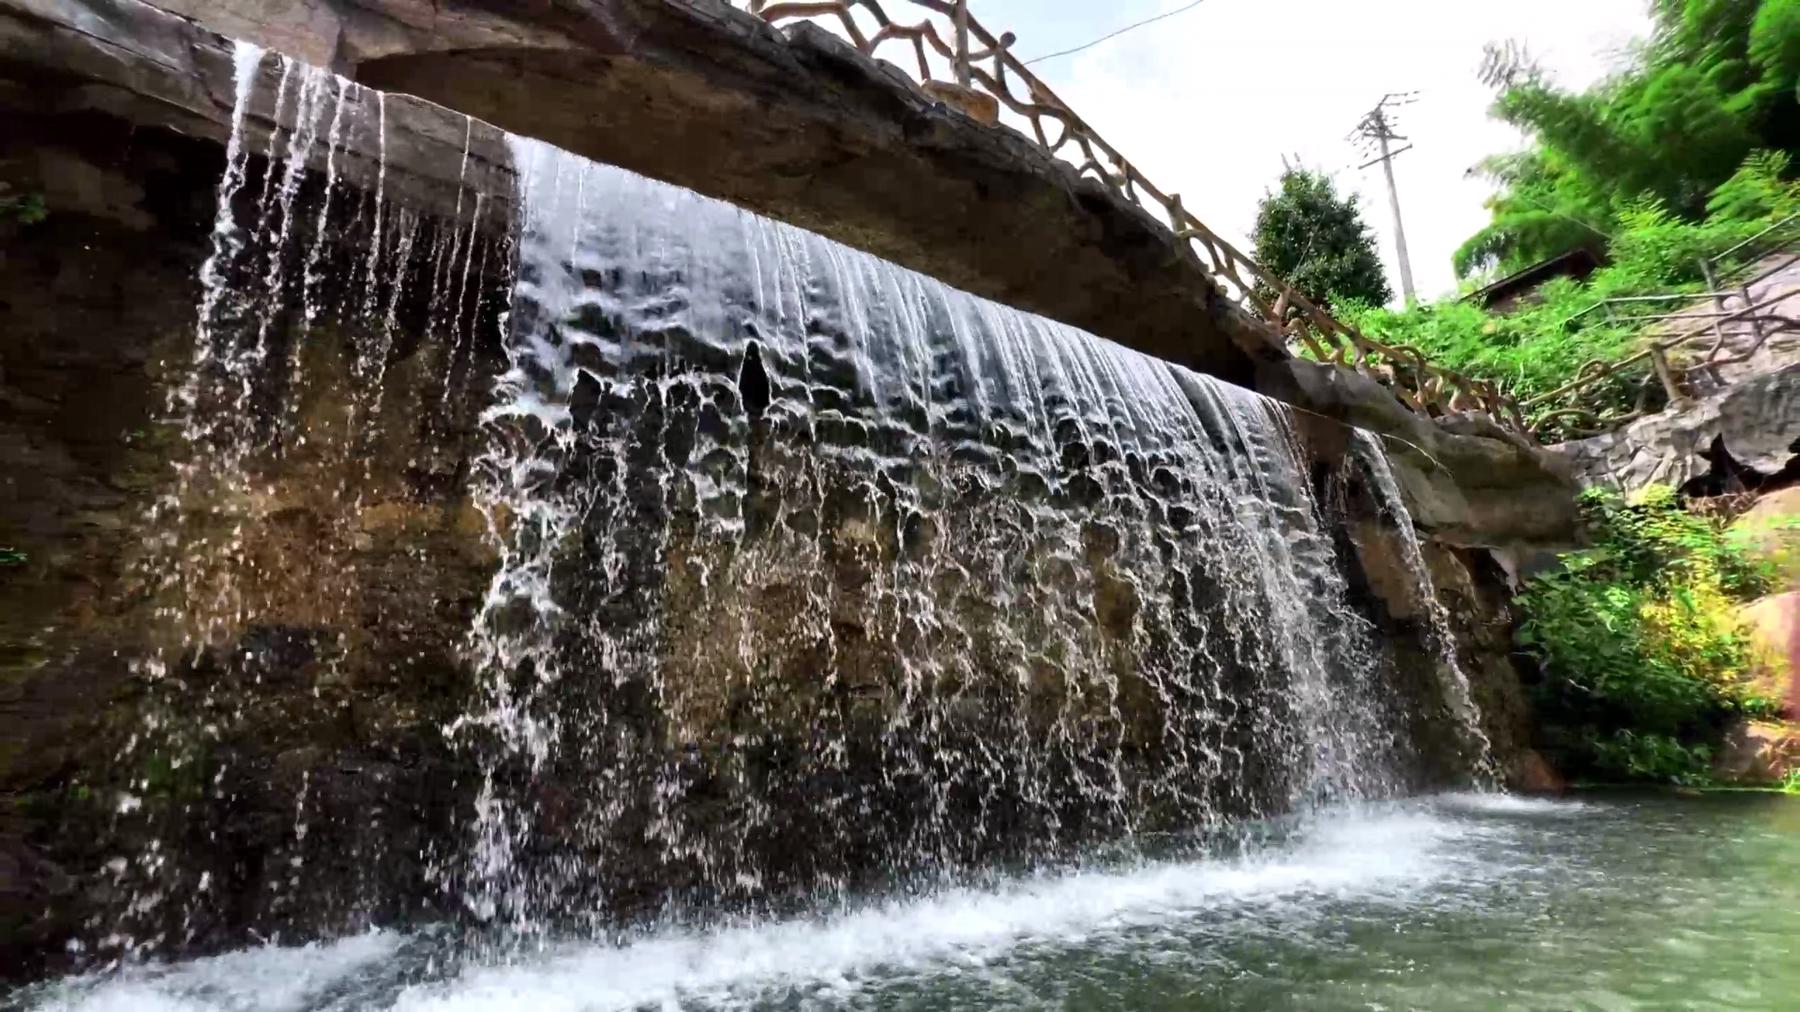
1554,361,1800,494
1712,720,1800,785
1509,749,1568,795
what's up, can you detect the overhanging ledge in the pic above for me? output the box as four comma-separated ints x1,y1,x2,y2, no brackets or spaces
143,0,1282,386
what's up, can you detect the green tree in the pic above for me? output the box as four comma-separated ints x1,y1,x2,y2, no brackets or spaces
1457,0,1800,277
1252,169,1393,309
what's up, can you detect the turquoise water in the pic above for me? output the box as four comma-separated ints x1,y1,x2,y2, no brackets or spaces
20,793,1800,1010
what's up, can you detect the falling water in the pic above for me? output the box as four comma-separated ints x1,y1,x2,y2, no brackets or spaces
445,138,1451,933
1353,432,1497,778
77,41,1487,970
101,43,506,960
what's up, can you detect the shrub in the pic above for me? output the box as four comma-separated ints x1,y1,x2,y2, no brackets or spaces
0,188,46,225
1515,486,1776,783
1333,152,1797,437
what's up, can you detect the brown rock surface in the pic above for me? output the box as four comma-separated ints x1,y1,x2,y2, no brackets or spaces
1731,486,1800,585
1712,720,1800,784
1260,356,1581,551
1738,592,1799,715
1510,749,1568,795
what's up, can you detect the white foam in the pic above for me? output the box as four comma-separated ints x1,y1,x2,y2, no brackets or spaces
1436,792,1592,817
30,930,399,1012
392,807,1467,1011
26,805,1492,1012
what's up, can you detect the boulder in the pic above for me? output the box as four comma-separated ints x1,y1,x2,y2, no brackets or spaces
1711,719,1800,785
1509,749,1568,795
1738,592,1799,715
1259,356,1583,550
1730,486,1800,585
1554,360,1800,494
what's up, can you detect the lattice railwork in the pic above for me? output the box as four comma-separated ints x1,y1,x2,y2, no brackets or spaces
1518,216,1800,440
1521,251,1800,441
740,0,1532,436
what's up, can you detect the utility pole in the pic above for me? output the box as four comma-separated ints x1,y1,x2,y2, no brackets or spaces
1351,93,1418,303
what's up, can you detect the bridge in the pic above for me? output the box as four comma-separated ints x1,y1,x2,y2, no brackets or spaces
128,0,1525,431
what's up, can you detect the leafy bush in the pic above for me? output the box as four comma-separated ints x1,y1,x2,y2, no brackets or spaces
1515,486,1776,783
0,189,46,225
1333,2,1799,426
1337,151,1797,436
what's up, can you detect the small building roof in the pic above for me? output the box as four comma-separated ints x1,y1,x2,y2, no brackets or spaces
1463,248,1604,311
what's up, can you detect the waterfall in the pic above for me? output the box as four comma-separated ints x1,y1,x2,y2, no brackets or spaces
103,43,507,960
1353,432,1497,779
93,44,1483,964
446,138,1433,932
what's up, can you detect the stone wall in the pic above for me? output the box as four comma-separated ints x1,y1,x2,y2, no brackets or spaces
0,91,506,975
1555,362,1800,494
1,0,1562,979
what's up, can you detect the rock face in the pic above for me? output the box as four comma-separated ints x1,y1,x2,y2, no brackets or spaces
1727,488,1800,717
1258,357,1581,550
1,0,1570,982
1554,360,1800,494
1738,592,1799,716
1,2,516,970
1712,721,1800,784
1731,486,1800,586
1341,525,1548,788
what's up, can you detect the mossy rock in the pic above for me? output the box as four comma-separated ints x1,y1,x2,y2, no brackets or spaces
1738,591,1799,715
1729,487,1800,585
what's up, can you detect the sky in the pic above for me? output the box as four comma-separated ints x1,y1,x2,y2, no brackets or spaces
961,0,1654,302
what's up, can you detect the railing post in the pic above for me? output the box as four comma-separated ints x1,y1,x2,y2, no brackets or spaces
1698,257,1731,389
1739,265,1767,357
953,0,971,86
1649,345,1689,408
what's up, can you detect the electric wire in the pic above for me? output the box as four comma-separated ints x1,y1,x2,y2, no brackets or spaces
1024,1,1210,66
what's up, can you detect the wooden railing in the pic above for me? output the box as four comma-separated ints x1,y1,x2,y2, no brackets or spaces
740,0,1533,436
1526,214,1800,439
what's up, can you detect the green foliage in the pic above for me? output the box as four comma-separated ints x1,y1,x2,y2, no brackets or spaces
1707,149,1800,220
1460,0,1798,277
1252,169,1392,310
1782,768,1800,795
0,190,46,225
1590,731,1716,783
1516,486,1776,783
1343,150,1797,435
0,547,25,567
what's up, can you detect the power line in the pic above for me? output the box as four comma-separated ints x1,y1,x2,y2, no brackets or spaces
1024,0,1210,66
